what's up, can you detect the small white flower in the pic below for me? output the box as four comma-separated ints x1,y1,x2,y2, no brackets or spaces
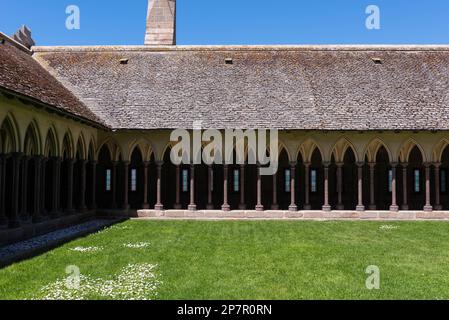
69,246,104,253
123,242,151,249
379,225,398,231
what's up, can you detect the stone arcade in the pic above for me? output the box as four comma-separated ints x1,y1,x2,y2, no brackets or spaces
3,0,449,243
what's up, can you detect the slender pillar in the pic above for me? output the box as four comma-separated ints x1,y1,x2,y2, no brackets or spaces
40,158,48,216
33,156,43,222
142,161,150,209
111,161,118,209
434,162,442,210
155,161,164,210
239,165,246,210
19,156,30,221
206,165,214,210
304,162,311,210
289,162,298,211
188,164,197,211
90,161,97,210
390,163,399,212
174,165,181,209
322,162,331,211
336,162,344,210
222,165,230,211
122,161,130,210
424,163,433,212
356,162,365,211
0,156,7,226
256,164,264,211
9,153,22,228
50,157,61,217
271,169,279,210
65,159,75,214
368,162,376,210
79,160,87,212
401,163,409,210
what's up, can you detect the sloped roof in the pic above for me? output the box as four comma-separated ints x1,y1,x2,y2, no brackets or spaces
0,33,105,127
28,45,449,131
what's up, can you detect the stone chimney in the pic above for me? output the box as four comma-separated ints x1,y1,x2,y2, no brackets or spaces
12,25,35,49
145,0,176,45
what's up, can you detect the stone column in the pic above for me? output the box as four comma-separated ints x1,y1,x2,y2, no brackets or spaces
336,162,344,210
111,161,118,209
239,165,246,210
79,160,87,212
142,161,150,209
40,158,48,216
368,162,376,210
289,162,298,211
322,162,331,212
65,159,75,214
401,163,409,210
33,156,43,222
434,162,442,210
424,163,433,212
304,162,311,210
155,161,164,211
255,164,264,211
51,157,61,217
188,164,197,211
0,156,7,226
174,165,181,209
122,161,130,210
390,163,399,212
222,165,230,211
19,156,30,221
9,153,22,228
356,162,365,211
206,165,214,210
90,161,97,210
271,169,279,210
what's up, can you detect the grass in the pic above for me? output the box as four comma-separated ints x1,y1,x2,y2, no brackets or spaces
1,220,449,299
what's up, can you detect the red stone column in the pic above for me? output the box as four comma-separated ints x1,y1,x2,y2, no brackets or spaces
155,161,164,211
271,169,279,210
256,164,264,211
79,160,87,212
142,161,150,209
188,164,197,211
289,162,298,211
90,161,97,210
66,159,75,214
368,162,376,210
206,165,214,210
111,161,118,209
122,161,130,210
424,163,433,212
40,157,48,216
239,165,246,210
434,162,442,210
174,165,181,209
356,162,365,212
336,162,344,210
19,156,30,221
33,156,43,222
322,163,332,211
222,165,230,211
50,157,61,217
389,163,399,212
401,163,409,210
9,153,22,228
304,162,311,210
0,155,7,226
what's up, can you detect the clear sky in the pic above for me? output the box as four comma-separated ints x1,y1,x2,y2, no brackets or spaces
1,0,449,46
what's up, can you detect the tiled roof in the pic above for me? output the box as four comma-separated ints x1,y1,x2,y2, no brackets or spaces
0,33,105,127
28,45,449,130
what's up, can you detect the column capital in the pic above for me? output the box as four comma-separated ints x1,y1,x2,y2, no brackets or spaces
290,161,298,168
155,160,164,167
303,161,311,167
390,162,399,168
401,162,409,168
368,162,376,168
90,160,98,165
433,162,442,168
323,161,331,168
424,162,432,168
336,162,344,168
122,161,130,166
143,161,151,167
356,161,365,168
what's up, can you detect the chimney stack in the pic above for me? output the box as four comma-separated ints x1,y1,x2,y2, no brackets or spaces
145,0,176,45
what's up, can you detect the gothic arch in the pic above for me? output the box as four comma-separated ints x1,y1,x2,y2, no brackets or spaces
297,139,323,163
44,127,58,157
331,137,359,163
432,138,449,163
61,131,74,159
97,137,122,162
364,138,392,163
75,133,87,160
23,121,41,156
128,139,153,162
398,138,426,163
0,113,20,154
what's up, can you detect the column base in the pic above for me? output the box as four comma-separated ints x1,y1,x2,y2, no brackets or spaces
188,204,197,211
79,206,88,213
288,205,297,212
368,205,377,211
142,203,150,210
434,205,443,211
221,204,230,212
65,208,76,215
0,216,8,226
155,204,164,211
356,205,365,212
255,205,264,212
239,204,247,210
122,205,130,211
19,213,31,222
304,204,312,210
32,214,44,223
389,205,399,212
271,204,279,210
206,204,214,210
50,211,60,218
401,205,409,211
174,204,182,210
336,204,345,210
8,219,21,229
322,205,332,212
424,205,433,212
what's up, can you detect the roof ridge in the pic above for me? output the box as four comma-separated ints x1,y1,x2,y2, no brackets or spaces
0,31,32,54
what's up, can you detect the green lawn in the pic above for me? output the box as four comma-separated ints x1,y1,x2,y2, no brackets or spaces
1,220,449,300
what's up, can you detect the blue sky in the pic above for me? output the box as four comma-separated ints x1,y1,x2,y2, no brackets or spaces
1,0,449,45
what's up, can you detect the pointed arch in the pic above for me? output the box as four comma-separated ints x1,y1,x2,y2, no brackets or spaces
0,113,20,154
44,126,58,157
432,138,449,163
24,120,41,156
128,138,152,162
75,132,87,160
61,131,74,159
364,138,392,163
88,139,96,161
97,137,122,162
297,139,323,163
398,138,426,163
331,137,359,163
